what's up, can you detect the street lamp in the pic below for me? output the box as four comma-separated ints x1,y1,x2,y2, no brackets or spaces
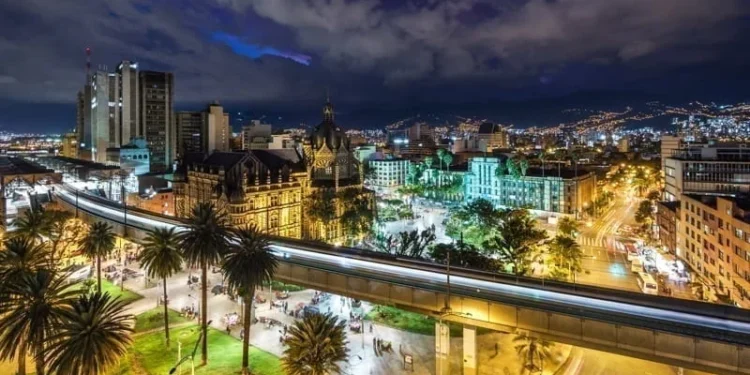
170,320,212,375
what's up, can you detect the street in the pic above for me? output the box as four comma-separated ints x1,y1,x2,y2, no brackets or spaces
575,196,640,292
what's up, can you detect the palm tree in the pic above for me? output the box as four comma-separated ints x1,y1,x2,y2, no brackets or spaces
282,312,349,375
0,269,81,375
442,152,454,173
518,157,529,177
11,209,49,243
0,237,49,289
44,210,75,268
436,148,447,171
556,217,579,238
179,202,229,365
139,227,183,346
0,238,49,375
424,155,434,170
513,332,554,374
495,160,507,177
78,221,116,292
45,292,133,375
549,235,583,281
484,209,547,276
538,151,547,178
222,225,277,375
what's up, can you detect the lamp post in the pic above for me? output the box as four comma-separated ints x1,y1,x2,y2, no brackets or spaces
170,320,211,375
75,188,79,218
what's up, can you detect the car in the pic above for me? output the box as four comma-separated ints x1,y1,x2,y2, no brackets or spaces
103,265,117,273
122,268,143,277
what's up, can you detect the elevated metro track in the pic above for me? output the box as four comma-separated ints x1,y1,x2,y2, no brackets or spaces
53,186,750,374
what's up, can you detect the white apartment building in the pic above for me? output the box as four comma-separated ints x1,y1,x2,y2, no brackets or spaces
368,158,410,187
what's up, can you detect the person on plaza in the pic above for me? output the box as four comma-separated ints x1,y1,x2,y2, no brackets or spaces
240,329,245,340
226,325,231,335
370,323,373,333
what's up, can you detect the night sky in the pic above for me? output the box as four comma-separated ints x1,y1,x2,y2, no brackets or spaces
1,0,749,132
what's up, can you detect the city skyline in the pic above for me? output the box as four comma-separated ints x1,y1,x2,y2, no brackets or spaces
1,0,750,132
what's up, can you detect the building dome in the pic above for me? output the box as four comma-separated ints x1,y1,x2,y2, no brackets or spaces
311,100,348,151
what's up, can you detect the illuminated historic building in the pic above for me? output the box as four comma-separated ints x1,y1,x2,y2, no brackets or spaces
301,99,371,244
174,149,306,238
174,99,372,244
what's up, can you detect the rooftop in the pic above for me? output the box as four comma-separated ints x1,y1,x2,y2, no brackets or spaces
47,156,120,170
0,157,56,176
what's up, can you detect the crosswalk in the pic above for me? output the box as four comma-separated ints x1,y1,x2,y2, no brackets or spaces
577,235,608,248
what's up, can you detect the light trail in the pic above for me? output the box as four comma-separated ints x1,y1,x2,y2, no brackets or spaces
54,188,750,343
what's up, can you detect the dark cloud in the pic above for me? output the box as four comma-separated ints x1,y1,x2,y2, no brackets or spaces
0,0,749,131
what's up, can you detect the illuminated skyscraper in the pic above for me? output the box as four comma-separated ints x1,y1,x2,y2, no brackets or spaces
139,71,175,172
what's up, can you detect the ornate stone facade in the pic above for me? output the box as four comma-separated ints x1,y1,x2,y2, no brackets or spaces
300,99,372,244
174,99,373,244
174,149,306,238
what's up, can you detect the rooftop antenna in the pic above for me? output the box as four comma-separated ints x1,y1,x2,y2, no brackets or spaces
85,47,91,80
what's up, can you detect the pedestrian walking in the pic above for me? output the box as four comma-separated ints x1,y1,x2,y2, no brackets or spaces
370,323,373,333
226,325,231,335
240,329,245,340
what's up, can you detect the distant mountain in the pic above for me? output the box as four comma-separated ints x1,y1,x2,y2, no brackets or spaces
209,90,745,132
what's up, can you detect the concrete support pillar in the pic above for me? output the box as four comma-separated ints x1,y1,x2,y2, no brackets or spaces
463,325,477,375
435,322,450,375
0,180,5,229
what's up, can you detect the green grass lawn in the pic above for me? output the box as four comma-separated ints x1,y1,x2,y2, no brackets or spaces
100,279,144,304
365,305,465,337
134,307,193,333
265,280,306,292
71,278,144,304
125,326,282,375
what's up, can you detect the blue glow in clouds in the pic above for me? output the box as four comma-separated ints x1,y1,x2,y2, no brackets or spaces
212,32,311,66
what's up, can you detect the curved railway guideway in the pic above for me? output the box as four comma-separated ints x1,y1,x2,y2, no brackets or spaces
53,186,750,375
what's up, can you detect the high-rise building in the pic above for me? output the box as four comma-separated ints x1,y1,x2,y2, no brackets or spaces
76,87,92,159
678,194,750,307
61,132,78,158
663,143,750,201
206,103,230,153
476,122,509,151
175,112,204,157
90,70,119,163
139,71,175,172
618,137,630,153
117,61,139,145
242,120,272,150
176,102,230,158
78,60,144,161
